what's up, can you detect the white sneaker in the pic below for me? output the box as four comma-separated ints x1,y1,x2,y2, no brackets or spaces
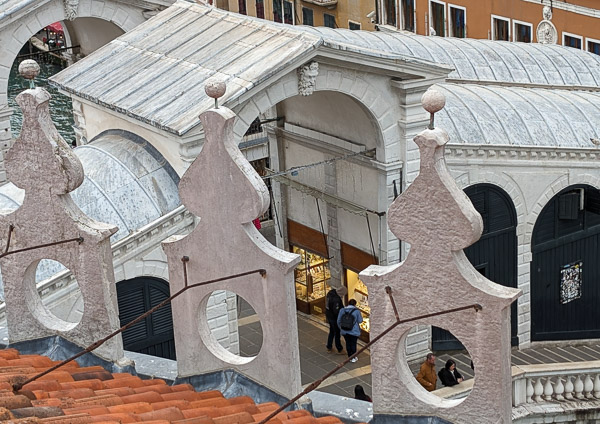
350,357,358,363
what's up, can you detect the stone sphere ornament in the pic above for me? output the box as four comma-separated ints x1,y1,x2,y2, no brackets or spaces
18,60,40,88
421,89,446,129
205,78,226,108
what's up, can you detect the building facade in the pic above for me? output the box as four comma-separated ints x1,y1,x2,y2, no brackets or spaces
47,2,600,358
221,0,376,30
376,0,600,54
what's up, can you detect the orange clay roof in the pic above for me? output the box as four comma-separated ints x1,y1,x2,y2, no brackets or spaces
0,349,344,424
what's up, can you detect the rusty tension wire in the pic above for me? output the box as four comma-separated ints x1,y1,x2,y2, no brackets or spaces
13,257,266,392
0,224,84,259
257,289,482,424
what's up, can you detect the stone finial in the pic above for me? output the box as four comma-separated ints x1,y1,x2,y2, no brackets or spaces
162,101,301,398
0,87,123,362
422,89,446,130
205,78,226,108
18,60,40,89
359,96,521,423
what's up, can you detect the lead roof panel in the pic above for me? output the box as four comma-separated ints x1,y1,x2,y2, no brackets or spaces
50,1,600,146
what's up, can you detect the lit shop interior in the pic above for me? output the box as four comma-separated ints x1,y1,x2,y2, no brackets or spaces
288,221,376,342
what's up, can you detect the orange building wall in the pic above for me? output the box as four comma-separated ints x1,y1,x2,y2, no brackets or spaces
410,0,600,47
225,0,377,29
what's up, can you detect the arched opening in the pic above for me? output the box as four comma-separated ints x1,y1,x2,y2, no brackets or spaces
433,184,518,350
7,18,125,144
531,185,600,341
275,90,383,327
116,277,175,360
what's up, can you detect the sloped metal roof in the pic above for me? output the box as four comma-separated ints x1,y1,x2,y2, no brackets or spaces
435,83,600,147
50,1,324,136
0,130,180,241
302,27,600,87
50,1,600,145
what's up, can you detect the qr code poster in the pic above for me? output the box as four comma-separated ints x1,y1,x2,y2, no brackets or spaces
560,261,583,305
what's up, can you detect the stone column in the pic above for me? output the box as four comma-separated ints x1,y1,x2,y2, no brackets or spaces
268,123,289,251
0,107,12,183
324,161,343,289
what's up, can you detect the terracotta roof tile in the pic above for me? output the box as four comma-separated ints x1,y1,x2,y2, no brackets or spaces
212,411,255,424
0,350,342,424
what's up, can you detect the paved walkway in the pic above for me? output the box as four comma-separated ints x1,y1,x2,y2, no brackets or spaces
237,300,600,399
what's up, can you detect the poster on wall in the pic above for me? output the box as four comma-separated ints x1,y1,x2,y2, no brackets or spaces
560,261,583,304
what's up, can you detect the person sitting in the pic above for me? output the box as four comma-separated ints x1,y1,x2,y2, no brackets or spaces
438,359,464,387
354,384,372,402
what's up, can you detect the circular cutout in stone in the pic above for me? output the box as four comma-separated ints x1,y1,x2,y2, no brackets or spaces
200,290,263,364
25,259,82,331
403,325,473,404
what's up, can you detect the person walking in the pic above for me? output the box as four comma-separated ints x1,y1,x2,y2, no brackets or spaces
325,288,344,354
438,359,464,387
337,299,363,363
416,353,437,391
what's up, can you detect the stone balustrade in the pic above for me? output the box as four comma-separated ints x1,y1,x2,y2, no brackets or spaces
0,205,193,321
512,361,600,406
433,361,600,408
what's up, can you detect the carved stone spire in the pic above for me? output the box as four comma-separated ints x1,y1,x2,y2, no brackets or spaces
361,89,521,423
162,81,301,399
0,77,123,362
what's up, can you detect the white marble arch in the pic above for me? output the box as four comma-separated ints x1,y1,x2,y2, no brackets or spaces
0,0,148,182
232,63,402,164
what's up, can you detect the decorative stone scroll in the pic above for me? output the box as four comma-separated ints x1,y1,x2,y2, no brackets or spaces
536,6,557,44
162,80,302,399
0,82,123,361
360,89,521,423
298,61,319,96
64,0,79,20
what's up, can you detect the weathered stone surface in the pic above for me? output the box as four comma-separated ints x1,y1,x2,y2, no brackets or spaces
162,89,301,399
361,90,521,423
0,87,123,362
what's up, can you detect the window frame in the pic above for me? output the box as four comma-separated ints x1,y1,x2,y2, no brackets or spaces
400,0,416,32
380,0,397,27
302,7,314,26
586,36,600,55
491,14,511,41
447,3,466,38
255,0,265,19
238,0,247,15
563,31,583,50
512,19,532,43
324,13,336,28
429,0,446,37
348,20,361,30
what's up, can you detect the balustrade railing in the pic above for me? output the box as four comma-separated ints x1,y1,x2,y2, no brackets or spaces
512,362,600,406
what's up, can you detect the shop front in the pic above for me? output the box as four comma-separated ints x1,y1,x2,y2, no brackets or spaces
341,242,377,342
288,220,331,316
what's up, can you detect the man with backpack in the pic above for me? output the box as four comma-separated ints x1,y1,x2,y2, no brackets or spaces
337,298,363,363
325,288,344,354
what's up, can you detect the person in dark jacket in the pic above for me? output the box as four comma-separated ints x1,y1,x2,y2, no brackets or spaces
354,385,372,402
438,359,464,387
337,299,363,362
325,288,344,354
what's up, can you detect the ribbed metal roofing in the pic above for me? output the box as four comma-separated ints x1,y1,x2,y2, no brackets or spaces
49,1,600,143
50,1,324,136
302,27,600,87
0,130,180,241
435,83,600,147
